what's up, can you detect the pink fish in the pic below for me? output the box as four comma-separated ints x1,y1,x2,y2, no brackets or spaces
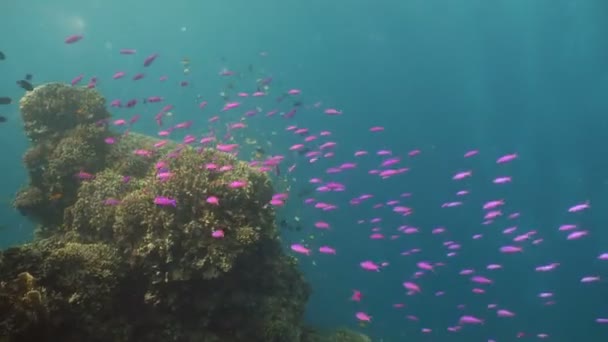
228,180,248,189
120,49,137,54
143,53,158,67
314,221,330,229
403,281,421,293
494,176,511,184
318,246,336,254
500,245,523,253
496,153,517,164
483,200,504,210
113,71,126,79
222,102,240,111
568,201,590,212
459,315,484,325
355,312,372,322
324,108,342,115
211,229,224,239
154,196,176,207
360,261,381,271
464,150,479,158
580,276,600,283
217,144,239,153
290,244,310,255
64,34,83,44
71,74,84,86
453,170,472,180
416,261,435,272
269,199,284,206
471,275,493,284
567,230,588,240
350,290,362,301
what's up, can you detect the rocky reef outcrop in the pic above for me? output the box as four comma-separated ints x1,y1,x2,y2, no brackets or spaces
0,83,370,342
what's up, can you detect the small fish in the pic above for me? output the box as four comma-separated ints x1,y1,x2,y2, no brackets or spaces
143,53,158,67
355,312,372,322
71,74,84,86
318,246,336,254
453,170,472,180
0,97,11,105
17,80,33,91
0,51,5,60
0,115,7,123
496,153,517,164
154,196,176,207
206,196,220,205
459,315,484,325
25,74,32,81
64,34,83,44
403,281,421,293
350,290,362,301
360,261,381,271
568,201,590,213
112,71,126,79
290,244,311,255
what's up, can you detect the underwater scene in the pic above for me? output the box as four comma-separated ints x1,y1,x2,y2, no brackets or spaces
1,0,607,341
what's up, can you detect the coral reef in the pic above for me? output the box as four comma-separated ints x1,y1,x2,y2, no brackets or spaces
14,84,112,230
301,327,373,342
1,83,372,341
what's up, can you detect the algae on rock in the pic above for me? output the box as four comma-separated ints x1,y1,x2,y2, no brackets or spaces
1,82,371,342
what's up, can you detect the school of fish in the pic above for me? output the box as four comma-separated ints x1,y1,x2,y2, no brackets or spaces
2,32,608,341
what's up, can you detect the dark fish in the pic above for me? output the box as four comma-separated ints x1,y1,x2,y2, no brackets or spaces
17,80,33,91
25,74,33,81
0,51,5,60
0,97,11,105
0,115,7,123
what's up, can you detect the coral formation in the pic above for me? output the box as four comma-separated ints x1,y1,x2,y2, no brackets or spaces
1,83,370,342
301,327,373,342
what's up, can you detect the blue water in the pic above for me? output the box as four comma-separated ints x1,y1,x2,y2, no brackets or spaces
2,0,608,341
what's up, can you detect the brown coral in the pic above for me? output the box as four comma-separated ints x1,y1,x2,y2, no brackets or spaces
2,81,371,342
